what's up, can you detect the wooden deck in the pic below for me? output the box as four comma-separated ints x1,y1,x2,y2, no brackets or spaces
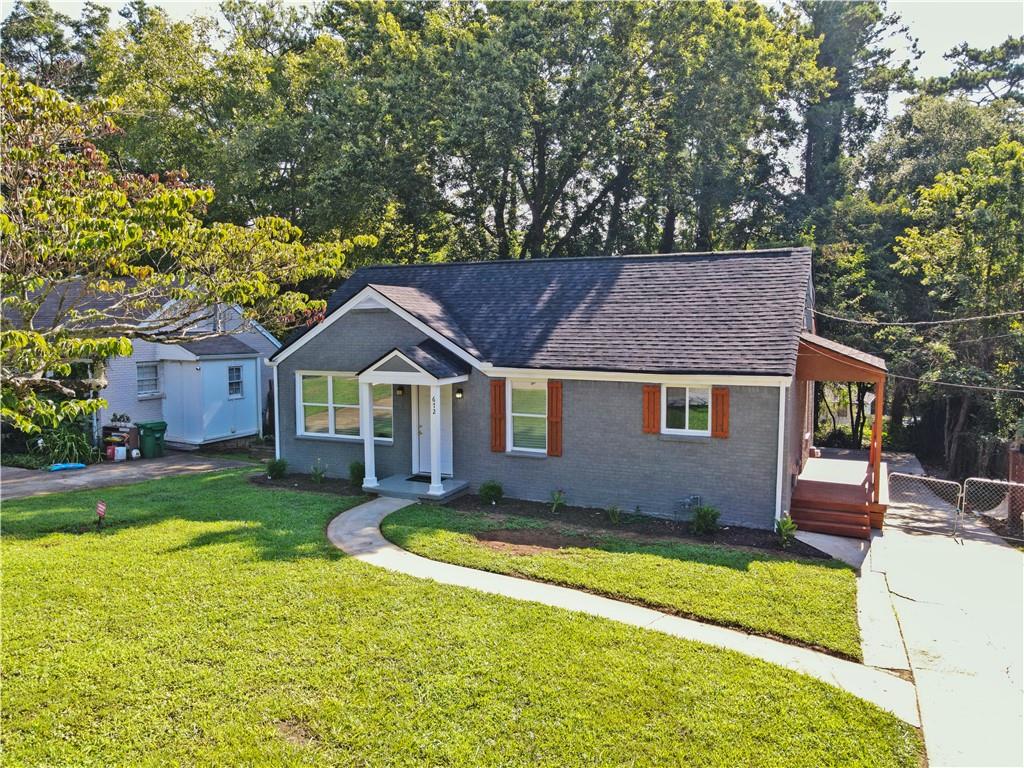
791,458,888,540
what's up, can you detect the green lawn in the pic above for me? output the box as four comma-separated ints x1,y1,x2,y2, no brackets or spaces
2,472,920,766
383,504,862,659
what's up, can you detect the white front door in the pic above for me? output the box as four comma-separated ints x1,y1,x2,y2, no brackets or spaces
414,385,453,476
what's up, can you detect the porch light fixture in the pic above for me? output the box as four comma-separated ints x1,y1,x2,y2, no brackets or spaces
395,386,405,396
455,388,464,400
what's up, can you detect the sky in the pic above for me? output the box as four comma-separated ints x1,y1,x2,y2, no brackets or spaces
4,0,1023,98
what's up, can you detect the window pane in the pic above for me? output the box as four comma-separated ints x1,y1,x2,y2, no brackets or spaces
373,408,393,439
301,375,329,404
372,384,392,409
333,406,360,436
665,387,687,430
303,405,330,433
333,377,359,406
688,388,710,431
512,415,546,450
511,380,546,415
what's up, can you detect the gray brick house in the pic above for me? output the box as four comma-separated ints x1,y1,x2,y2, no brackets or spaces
270,247,884,531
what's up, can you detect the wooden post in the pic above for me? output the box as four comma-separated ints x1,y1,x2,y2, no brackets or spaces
871,377,885,503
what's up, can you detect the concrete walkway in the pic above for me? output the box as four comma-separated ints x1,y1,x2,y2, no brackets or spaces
1,452,253,500
874,496,1024,767
327,497,920,726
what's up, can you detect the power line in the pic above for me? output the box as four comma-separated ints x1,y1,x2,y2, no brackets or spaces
814,308,1024,327
805,337,1024,395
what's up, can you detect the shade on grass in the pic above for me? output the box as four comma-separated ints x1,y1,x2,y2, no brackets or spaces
383,504,862,659
2,472,919,766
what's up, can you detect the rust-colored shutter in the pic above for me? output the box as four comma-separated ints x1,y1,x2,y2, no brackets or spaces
642,384,660,434
711,386,730,438
490,378,506,452
547,380,563,457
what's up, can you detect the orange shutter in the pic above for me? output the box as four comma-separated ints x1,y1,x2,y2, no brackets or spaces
642,384,660,433
711,386,730,438
490,378,506,452
547,380,563,457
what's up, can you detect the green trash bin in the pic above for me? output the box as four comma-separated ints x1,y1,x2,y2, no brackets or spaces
136,421,168,458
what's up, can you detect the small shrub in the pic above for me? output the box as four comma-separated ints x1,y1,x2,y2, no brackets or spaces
479,480,503,505
689,504,720,536
349,460,365,487
311,459,327,484
32,421,98,465
776,515,798,548
1,453,50,470
606,505,622,524
550,489,566,515
266,458,288,479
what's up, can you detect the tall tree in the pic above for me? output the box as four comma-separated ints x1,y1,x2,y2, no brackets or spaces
926,35,1024,105
0,66,372,433
0,0,109,98
797,0,915,223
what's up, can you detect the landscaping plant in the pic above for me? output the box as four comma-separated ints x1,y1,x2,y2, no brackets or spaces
31,421,97,465
689,505,720,536
479,480,503,505
349,460,365,487
550,489,566,515
311,459,327,484
606,505,622,524
776,515,798,549
266,458,287,479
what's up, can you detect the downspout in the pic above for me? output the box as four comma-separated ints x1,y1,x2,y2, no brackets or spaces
272,363,281,460
775,384,788,522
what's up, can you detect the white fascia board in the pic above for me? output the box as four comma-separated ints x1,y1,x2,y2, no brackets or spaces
485,368,792,387
271,286,484,370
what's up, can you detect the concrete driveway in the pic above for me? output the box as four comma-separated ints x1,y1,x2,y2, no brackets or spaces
870,492,1024,766
1,452,254,500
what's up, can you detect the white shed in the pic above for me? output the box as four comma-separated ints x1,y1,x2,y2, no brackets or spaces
161,337,262,448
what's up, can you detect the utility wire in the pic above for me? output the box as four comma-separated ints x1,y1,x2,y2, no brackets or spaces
814,308,1024,327
804,339,1024,395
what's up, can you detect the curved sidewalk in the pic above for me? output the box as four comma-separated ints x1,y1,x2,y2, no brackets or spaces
327,497,919,727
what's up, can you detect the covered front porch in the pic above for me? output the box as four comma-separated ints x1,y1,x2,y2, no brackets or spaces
792,333,888,540
357,341,470,501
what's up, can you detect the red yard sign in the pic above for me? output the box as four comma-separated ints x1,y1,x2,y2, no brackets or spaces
96,500,106,519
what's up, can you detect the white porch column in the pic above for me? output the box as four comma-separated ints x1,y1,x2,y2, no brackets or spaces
428,383,443,495
361,381,378,488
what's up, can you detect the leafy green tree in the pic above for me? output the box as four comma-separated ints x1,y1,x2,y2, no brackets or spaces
0,67,371,434
893,140,1024,471
0,0,109,98
926,35,1024,105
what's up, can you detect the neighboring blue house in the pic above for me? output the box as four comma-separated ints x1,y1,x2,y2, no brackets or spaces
270,247,888,535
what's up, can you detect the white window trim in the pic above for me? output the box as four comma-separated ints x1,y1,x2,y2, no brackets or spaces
506,377,548,454
136,362,161,397
227,365,244,399
295,370,393,443
660,384,712,437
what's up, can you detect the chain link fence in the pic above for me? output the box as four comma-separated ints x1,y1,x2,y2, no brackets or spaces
887,471,1024,543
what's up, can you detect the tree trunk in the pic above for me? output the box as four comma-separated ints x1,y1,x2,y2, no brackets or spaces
494,164,510,261
945,396,971,476
659,206,677,253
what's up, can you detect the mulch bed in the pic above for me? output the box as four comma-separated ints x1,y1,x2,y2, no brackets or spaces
450,494,831,560
249,472,363,496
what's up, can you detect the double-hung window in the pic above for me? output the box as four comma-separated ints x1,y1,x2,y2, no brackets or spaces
227,366,243,398
662,385,711,436
297,373,392,440
509,379,547,452
137,363,160,396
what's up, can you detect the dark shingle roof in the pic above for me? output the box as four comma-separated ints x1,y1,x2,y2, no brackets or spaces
282,248,813,376
180,336,258,358
399,339,471,379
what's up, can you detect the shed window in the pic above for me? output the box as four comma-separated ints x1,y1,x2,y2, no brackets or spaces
137,363,160,396
509,379,547,452
228,366,243,398
662,386,711,436
297,373,392,440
